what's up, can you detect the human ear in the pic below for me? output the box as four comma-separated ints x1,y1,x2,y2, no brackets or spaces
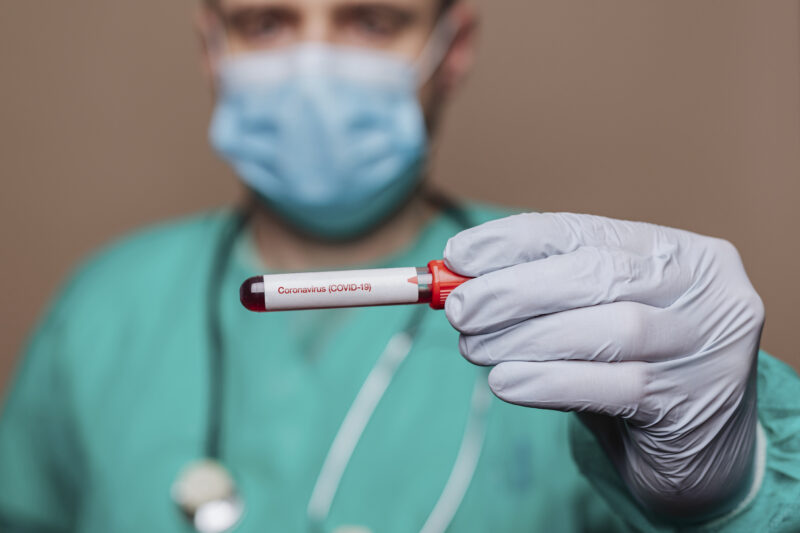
194,5,223,89
436,2,479,96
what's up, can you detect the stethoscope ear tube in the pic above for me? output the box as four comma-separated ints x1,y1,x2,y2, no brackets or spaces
307,311,424,524
419,377,491,533
307,319,491,533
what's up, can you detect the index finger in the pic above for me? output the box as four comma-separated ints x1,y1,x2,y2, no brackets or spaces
443,212,666,277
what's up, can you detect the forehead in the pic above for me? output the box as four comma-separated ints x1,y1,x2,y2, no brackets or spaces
219,0,437,11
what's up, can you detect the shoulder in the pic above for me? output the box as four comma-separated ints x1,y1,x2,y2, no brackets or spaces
76,211,230,281
14,210,236,394
44,210,234,331
757,350,800,410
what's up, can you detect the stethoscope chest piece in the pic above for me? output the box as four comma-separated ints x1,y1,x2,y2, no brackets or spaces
172,459,244,533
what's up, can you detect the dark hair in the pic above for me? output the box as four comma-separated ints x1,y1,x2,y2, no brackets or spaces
439,0,458,13
439,0,458,12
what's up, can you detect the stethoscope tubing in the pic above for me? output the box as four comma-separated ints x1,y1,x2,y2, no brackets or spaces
306,306,491,533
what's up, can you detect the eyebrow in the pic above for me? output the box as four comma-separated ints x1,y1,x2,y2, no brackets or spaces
335,0,421,7
219,0,422,10
218,0,293,10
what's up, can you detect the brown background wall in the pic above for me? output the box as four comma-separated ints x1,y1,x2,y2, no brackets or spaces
1,1,798,393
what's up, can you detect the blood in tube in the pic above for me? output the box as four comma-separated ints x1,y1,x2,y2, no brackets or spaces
240,260,471,312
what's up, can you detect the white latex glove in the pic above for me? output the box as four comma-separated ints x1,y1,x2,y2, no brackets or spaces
443,212,764,520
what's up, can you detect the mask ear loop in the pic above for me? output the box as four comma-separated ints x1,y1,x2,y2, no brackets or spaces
413,14,460,88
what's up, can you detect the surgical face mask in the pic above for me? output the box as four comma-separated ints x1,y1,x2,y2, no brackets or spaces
209,21,456,240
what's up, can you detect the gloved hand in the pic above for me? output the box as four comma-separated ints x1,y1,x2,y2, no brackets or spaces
443,212,764,520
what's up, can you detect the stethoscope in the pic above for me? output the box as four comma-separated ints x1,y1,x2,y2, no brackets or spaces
171,194,491,533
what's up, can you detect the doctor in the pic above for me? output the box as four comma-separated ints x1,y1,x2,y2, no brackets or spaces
1,0,799,531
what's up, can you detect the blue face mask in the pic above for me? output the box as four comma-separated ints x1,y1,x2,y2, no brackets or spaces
209,24,455,240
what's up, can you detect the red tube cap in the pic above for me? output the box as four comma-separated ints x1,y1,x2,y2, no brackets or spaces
428,260,472,310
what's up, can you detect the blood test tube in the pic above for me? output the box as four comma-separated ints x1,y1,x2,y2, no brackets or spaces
240,260,471,312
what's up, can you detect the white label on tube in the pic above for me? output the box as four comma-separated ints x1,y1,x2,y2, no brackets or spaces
261,267,419,310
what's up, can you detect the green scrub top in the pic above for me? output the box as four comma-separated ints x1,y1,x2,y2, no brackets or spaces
1,206,799,532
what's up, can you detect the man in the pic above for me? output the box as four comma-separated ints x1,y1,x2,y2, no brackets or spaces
1,0,799,531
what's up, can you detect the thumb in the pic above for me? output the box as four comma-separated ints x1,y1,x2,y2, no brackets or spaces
488,360,649,422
